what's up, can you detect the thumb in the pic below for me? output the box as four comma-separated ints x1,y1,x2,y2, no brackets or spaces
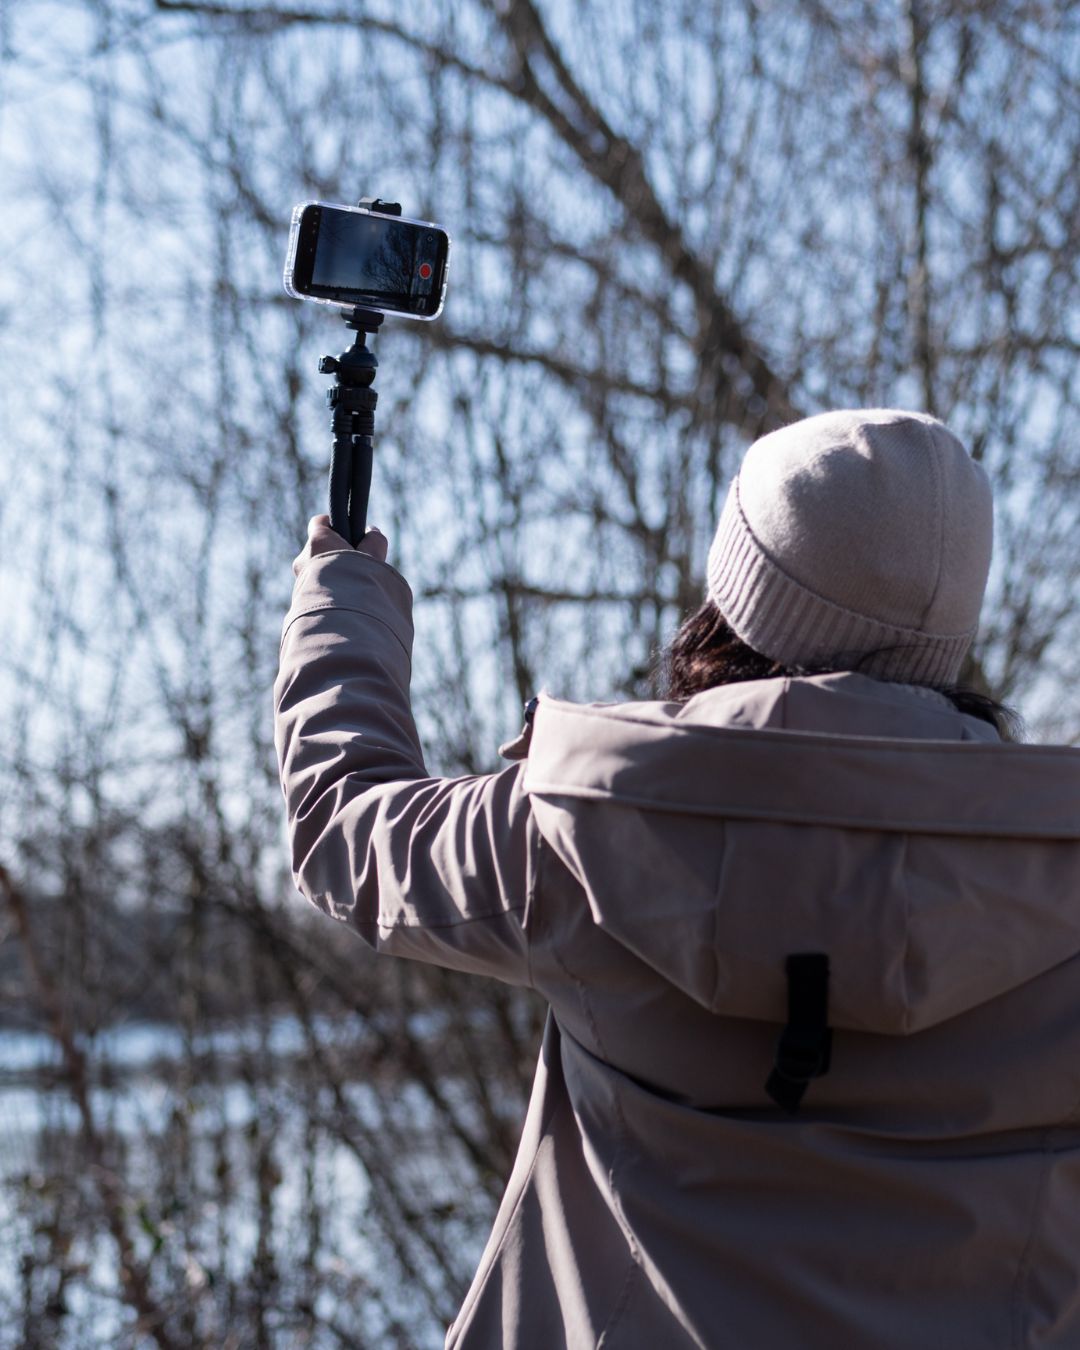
357,527,388,562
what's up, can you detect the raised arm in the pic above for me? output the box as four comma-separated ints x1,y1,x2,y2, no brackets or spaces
273,521,537,985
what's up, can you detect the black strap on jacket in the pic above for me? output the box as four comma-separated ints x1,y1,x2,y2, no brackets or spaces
765,953,832,1114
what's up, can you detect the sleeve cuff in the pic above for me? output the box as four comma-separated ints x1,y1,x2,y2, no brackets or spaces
281,550,415,655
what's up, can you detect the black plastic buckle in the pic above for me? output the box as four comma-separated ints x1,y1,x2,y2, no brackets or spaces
765,953,832,1114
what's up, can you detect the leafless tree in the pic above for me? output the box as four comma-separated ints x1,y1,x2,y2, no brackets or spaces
0,0,1077,1342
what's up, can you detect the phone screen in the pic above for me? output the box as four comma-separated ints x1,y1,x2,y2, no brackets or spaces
291,204,448,317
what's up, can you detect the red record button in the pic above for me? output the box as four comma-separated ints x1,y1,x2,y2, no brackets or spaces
418,262,433,280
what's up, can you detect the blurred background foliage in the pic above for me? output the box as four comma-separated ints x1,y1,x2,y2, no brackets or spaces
0,0,1077,1344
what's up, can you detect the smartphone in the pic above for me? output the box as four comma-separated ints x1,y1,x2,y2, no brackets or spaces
284,200,450,319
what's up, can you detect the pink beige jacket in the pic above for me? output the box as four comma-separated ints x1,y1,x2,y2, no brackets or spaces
275,549,1080,1349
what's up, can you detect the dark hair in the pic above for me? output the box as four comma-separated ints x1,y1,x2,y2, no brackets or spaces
661,602,1021,741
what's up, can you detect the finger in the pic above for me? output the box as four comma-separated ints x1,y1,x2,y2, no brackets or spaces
307,519,352,553
357,527,388,562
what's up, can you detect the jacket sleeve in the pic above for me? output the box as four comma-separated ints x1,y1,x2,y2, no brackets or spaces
273,548,536,986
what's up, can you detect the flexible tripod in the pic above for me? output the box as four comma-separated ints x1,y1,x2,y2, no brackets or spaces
320,304,383,545
318,197,398,545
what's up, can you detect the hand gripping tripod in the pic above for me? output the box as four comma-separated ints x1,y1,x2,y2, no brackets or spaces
318,197,399,545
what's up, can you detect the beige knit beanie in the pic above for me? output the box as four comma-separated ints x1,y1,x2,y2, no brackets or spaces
706,409,993,686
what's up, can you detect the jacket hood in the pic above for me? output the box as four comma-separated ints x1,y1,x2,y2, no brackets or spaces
522,674,1080,1036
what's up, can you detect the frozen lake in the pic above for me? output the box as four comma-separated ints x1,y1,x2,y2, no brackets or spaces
0,1014,492,1348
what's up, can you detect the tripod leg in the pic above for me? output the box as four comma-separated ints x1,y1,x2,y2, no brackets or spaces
347,434,373,547
328,433,352,540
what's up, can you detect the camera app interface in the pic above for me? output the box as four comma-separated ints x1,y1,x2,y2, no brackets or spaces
311,211,442,314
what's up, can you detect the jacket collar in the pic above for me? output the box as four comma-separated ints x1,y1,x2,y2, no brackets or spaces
522,674,1079,841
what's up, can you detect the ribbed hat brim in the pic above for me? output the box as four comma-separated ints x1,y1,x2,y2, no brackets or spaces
706,481,975,687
